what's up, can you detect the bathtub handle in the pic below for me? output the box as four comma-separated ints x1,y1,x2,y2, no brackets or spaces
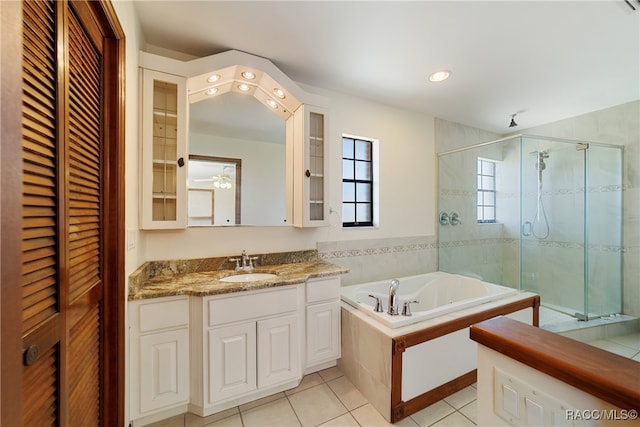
368,294,383,313
402,300,419,317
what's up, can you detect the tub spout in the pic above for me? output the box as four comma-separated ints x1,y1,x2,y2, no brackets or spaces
388,279,400,315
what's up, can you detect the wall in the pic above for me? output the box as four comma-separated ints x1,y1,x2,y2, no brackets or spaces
141,82,437,277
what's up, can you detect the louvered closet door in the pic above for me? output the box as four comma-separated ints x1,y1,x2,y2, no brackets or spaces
21,1,105,425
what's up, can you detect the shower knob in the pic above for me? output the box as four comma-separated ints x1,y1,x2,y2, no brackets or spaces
439,211,450,226
450,212,462,226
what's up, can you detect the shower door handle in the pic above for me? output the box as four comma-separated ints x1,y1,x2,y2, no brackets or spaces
522,221,532,236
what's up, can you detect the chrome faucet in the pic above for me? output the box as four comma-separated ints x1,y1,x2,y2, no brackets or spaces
229,250,257,271
388,279,400,315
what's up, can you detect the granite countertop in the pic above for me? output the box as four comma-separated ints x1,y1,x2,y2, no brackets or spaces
129,257,348,301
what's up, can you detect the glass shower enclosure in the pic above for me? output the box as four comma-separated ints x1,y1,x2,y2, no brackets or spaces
438,135,623,320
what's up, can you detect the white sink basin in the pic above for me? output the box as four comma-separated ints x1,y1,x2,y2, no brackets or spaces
219,273,278,283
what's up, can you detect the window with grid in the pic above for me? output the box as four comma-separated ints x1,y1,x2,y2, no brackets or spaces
477,159,496,223
342,136,373,227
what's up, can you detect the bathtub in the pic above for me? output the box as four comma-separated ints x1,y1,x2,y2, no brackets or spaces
338,271,540,423
340,271,519,328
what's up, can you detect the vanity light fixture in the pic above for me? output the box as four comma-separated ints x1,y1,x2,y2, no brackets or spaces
206,74,221,83
205,87,218,96
266,99,278,109
237,83,251,92
273,88,286,99
428,70,451,82
241,71,256,80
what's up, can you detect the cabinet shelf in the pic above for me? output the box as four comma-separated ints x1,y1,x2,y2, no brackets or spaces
152,193,177,199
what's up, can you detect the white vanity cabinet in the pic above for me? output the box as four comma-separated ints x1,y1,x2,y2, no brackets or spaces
140,68,188,229
129,296,190,423
190,285,304,416
290,105,329,227
305,276,341,372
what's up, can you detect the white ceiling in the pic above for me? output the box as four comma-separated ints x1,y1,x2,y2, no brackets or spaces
133,0,640,134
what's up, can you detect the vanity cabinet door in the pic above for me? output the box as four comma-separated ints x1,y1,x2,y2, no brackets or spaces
291,105,329,227
140,68,188,229
305,276,341,371
139,329,190,413
257,314,300,388
209,322,257,403
130,296,190,420
306,302,341,366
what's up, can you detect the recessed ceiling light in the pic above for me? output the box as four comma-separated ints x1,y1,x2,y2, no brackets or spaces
206,74,220,83
237,83,251,92
266,99,278,109
206,87,218,95
241,71,256,80
428,70,451,82
273,88,286,99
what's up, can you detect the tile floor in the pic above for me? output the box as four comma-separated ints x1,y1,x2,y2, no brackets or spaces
149,310,640,427
148,366,478,427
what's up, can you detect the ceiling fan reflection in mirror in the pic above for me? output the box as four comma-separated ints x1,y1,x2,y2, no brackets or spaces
194,165,234,189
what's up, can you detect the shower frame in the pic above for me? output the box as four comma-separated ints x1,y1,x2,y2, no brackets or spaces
437,134,624,321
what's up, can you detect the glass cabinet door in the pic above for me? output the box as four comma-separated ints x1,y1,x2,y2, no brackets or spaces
308,111,325,222
290,105,329,227
141,69,187,229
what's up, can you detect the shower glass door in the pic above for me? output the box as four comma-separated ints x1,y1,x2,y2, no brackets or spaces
585,145,623,318
520,137,586,317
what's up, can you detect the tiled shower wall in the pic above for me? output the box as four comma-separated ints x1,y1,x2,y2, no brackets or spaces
317,236,438,286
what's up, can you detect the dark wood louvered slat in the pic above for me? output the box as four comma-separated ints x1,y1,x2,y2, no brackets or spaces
68,304,101,426
22,346,57,427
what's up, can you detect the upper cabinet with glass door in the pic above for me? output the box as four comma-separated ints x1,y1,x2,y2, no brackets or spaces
290,105,329,227
140,69,188,229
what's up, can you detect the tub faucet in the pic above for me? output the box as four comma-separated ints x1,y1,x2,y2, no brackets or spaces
388,279,400,315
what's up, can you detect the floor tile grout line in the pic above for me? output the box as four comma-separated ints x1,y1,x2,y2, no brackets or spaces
284,392,305,427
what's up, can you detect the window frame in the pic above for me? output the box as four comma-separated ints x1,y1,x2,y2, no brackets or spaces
477,158,497,224
342,136,374,227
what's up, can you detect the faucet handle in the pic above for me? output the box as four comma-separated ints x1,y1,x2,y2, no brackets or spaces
248,256,258,269
402,300,419,316
368,294,383,313
228,258,241,270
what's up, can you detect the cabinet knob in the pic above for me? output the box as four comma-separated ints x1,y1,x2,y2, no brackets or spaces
305,169,311,178
177,157,185,167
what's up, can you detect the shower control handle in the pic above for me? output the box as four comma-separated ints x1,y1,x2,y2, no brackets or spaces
450,212,461,226
439,211,450,226
368,294,383,313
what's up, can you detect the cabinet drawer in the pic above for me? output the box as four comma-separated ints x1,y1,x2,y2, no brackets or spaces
137,296,190,333
306,276,340,304
209,286,298,326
